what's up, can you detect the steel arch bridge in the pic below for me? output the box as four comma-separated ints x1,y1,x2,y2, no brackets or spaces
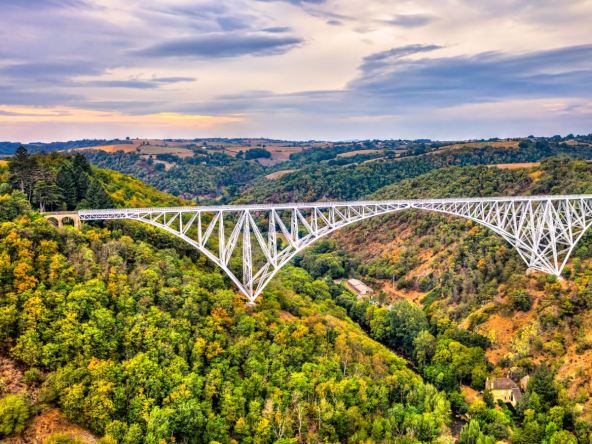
47,195,592,304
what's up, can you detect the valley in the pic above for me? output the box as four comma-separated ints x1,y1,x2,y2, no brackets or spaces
2,137,592,443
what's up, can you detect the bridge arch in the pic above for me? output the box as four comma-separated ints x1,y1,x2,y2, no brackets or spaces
43,212,81,229
71,196,592,304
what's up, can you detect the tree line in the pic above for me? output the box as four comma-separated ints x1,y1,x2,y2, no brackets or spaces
8,146,113,212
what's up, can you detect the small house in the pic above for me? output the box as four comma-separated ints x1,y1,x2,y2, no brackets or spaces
345,279,373,299
486,377,522,407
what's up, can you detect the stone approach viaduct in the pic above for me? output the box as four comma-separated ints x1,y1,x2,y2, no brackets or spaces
44,195,592,304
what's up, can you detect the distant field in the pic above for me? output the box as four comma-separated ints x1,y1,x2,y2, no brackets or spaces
494,162,540,169
72,143,140,153
222,144,303,165
265,169,297,180
140,146,193,158
73,141,193,158
437,140,520,152
564,139,592,147
361,157,386,165
337,149,383,158
0,160,8,167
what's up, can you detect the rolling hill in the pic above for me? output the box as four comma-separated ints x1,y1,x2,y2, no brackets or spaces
2,147,592,442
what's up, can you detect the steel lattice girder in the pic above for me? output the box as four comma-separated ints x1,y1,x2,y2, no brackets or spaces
77,195,592,304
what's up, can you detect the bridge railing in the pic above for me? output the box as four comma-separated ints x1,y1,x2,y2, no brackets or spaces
72,194,592,218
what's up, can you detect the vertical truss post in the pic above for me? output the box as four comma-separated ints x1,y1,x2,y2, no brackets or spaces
75,195,592,304
243,213,253,303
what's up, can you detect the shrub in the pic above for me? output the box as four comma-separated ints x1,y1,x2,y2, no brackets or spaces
510,290,533,312
0,394,30,437
244,148,271,160
46,433,85,444
22,368,44,385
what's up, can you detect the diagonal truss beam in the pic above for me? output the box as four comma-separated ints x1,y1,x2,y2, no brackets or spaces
76,195,592,304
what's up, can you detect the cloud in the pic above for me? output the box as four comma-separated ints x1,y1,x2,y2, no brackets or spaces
152,76,195,83
1,0,90,9
1,0,591,141
132,32,303,58
82,77,195,89
349,44,592,110
0,85,83,106
0,61,105,81
177,43,592,124
362,44,443,64
83,80,165,89
258,0,327,4
262,26,293,33
383,14,434,28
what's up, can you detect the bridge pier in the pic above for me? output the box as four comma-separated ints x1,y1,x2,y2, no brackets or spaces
43,212,81,229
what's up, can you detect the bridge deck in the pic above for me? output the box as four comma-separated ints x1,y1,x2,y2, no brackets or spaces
40,193,592,218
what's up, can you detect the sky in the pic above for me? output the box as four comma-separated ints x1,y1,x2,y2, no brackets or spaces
0,0,591,142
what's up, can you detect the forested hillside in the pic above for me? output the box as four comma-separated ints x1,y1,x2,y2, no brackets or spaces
84,150,265,201
296,158,592,443
3,150,592,442
237,139,592,203
0,153,453,443
52,135,592,204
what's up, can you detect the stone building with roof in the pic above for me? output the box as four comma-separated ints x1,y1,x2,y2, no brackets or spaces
486,377,522,407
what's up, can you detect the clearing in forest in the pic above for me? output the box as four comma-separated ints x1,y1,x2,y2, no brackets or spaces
337,149,383,158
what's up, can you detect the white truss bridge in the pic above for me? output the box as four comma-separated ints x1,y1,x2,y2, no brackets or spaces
49,195,592,304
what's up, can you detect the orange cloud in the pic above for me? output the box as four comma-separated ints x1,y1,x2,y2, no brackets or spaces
0,105,243,128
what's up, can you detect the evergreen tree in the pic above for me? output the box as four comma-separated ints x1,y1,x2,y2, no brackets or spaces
528,364,558,408
76,171,89,201
56,165,77,210
459,420,495,444
33,178,63,212
0,394,30,437
72,154,91,199
86,178,114,209
73,153,92,174
8,146,34,199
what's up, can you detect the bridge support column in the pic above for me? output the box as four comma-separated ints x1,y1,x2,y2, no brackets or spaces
43,213,81,229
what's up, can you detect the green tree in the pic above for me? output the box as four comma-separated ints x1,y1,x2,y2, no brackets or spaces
0,189,31,222
33,178,63,212
528,364,558,408
72,154,91,200
459,419,495,444
510,290,533,312
413,330,436,365
549,430,577,444
8,146,34,197
387,300,428,355
86,179,114,209
0,394,30,437
56,165,78,210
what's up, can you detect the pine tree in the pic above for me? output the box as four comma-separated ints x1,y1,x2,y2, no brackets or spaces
32,179,63,212
72,154,91,200
8,146,34,199
76,171,89,201
73,153,91,174
56,165,77,210
86,179,114,209
528,364,558,408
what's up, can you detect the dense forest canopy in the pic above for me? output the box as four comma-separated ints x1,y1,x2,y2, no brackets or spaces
1,152,453,443
295,158,592,443
2,147,592,442
21,134,590,205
